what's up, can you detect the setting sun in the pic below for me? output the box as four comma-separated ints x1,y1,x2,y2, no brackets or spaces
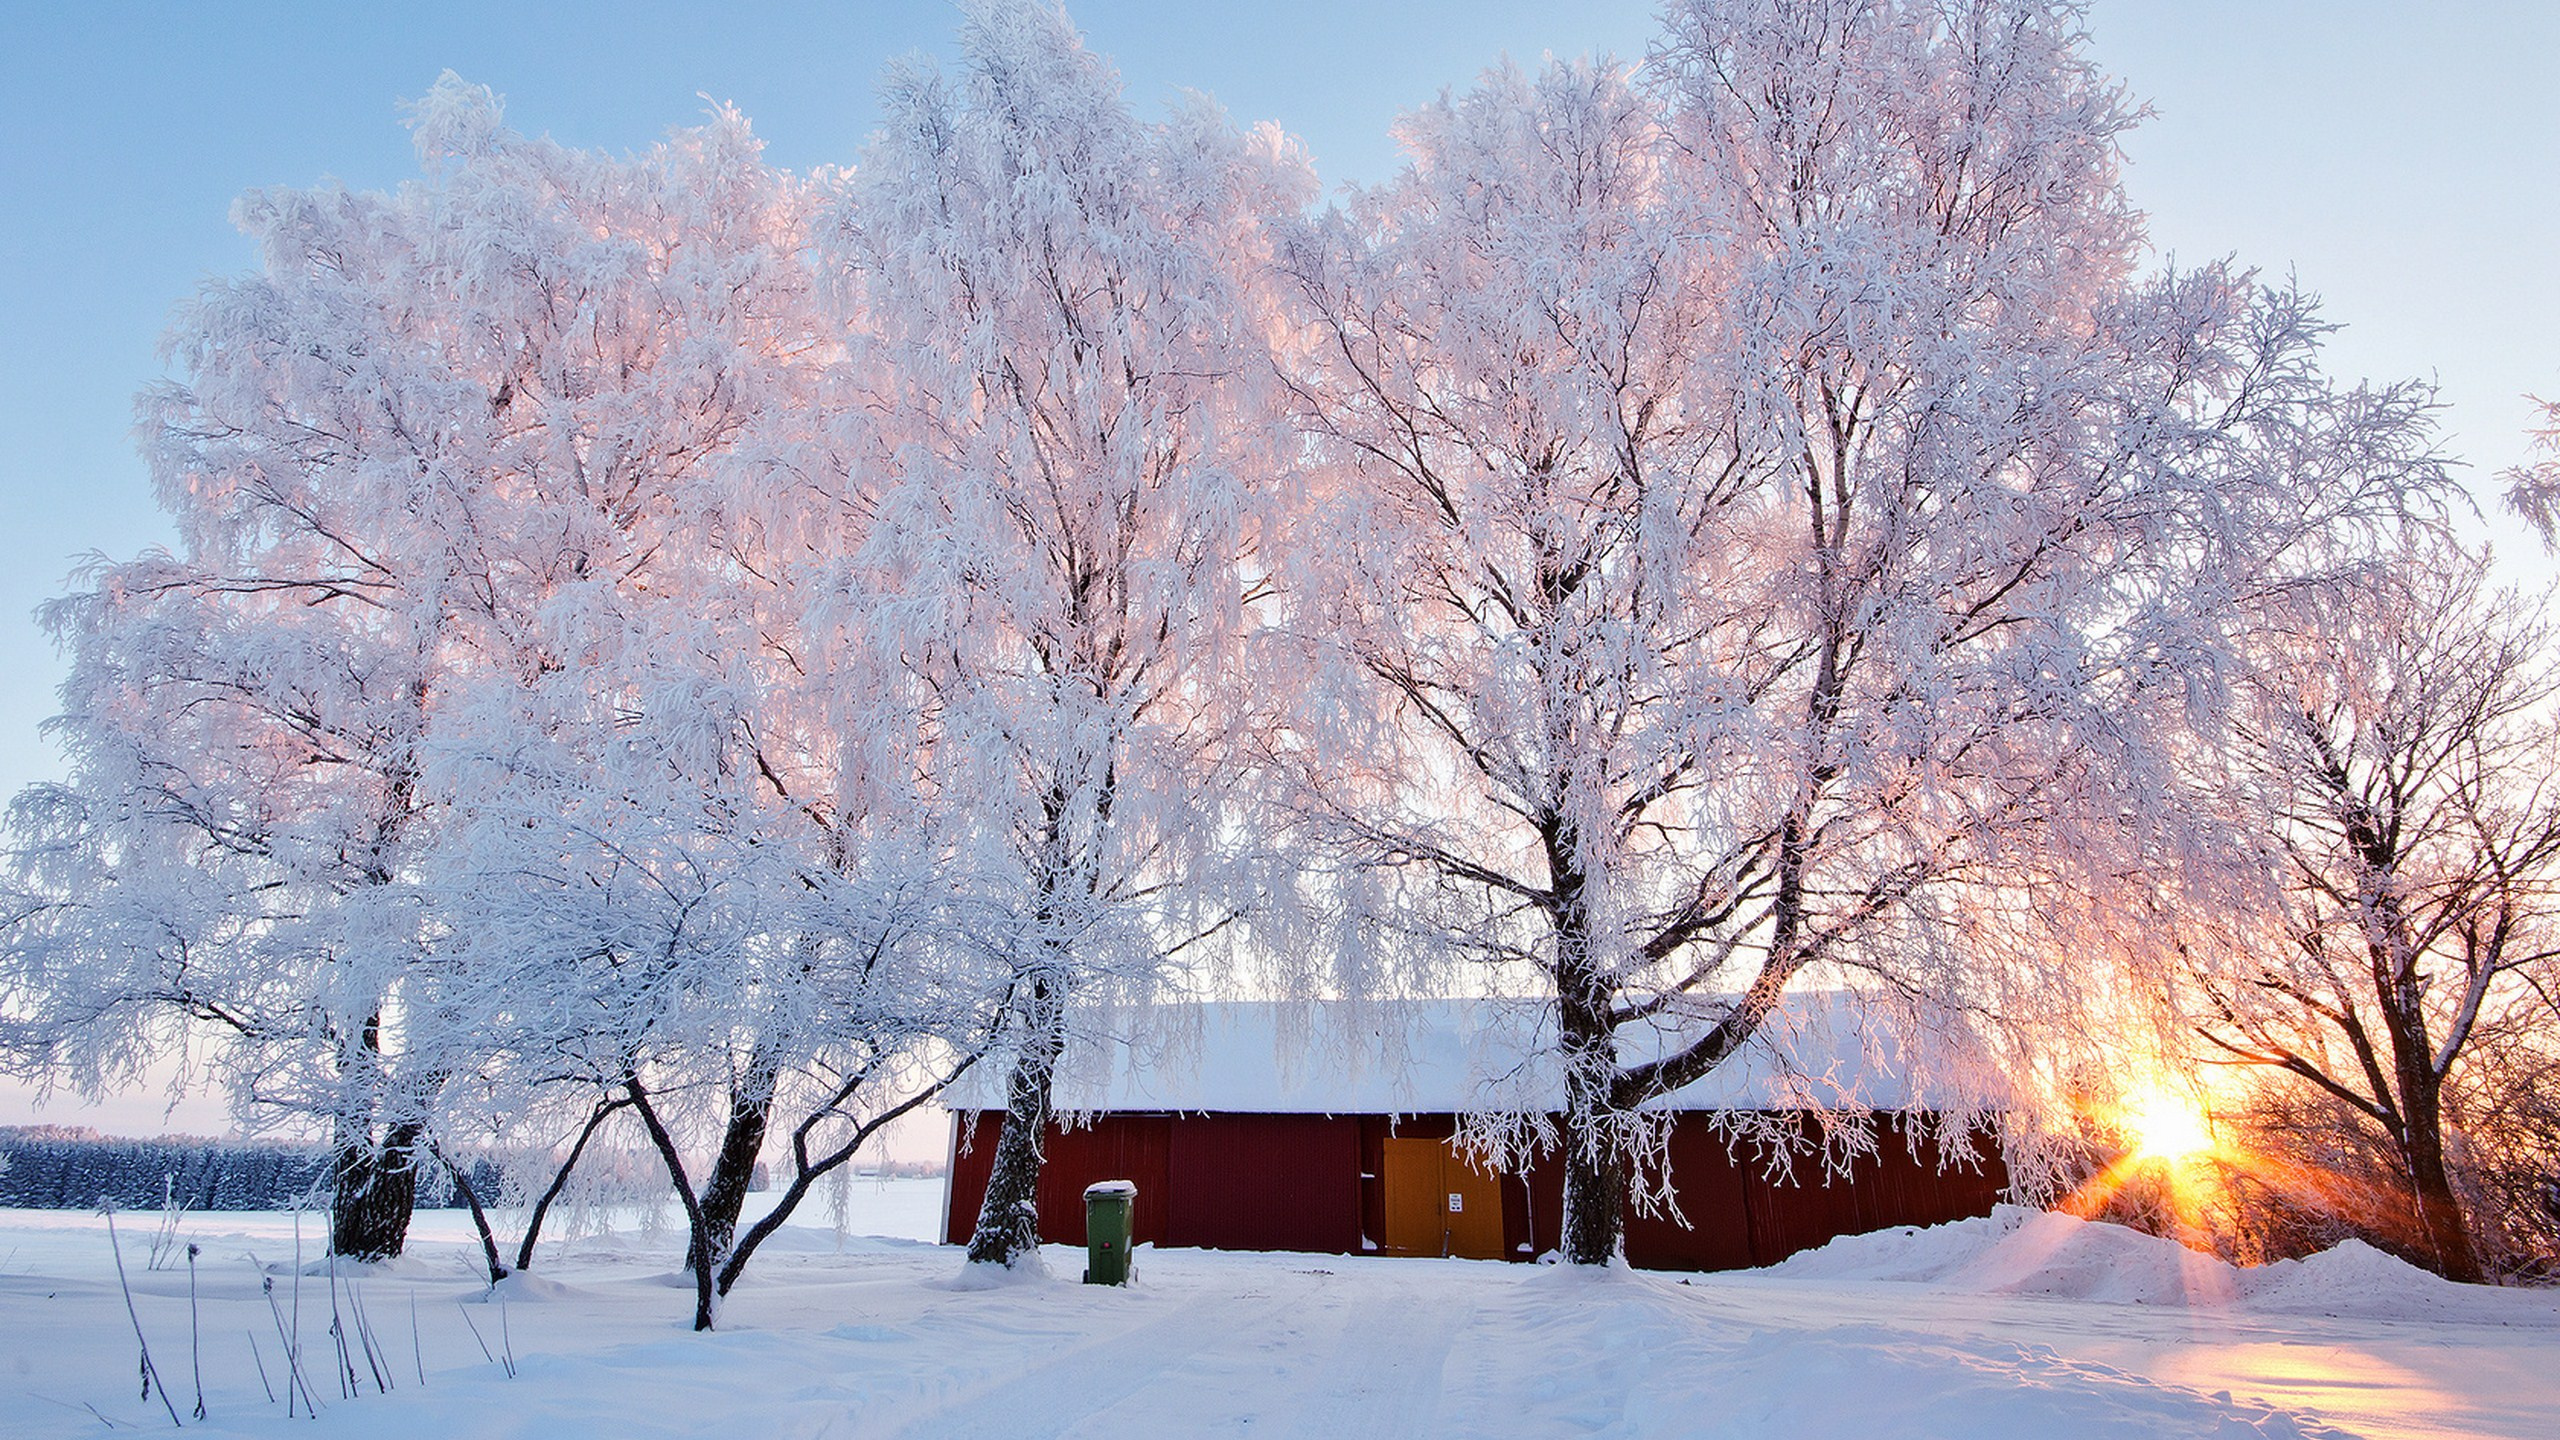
2123,1086,2215,1161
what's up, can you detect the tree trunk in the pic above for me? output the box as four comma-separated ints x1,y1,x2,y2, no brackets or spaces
967,970,1067,1267
720,1057,977,1296
515,1098,625,1273
435,1144,509,1285
2362,872,2487,1285
330,1118,421,1262
1547,825,1625,1265
1558,1031,1626,1265
685,1056,779,1279
2397,1069,2484,1283
623,1075,720,1331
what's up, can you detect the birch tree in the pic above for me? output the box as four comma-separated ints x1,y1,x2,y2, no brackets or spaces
839,0,1310,1268
2172,544,2560,1281
1277,0,2450,1264
379,81,999,1324
1,75,837,1263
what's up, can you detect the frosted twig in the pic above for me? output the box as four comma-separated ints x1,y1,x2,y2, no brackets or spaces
185,1243,204,1419
260,1278,318,1416
498,1291,516,1379
455,1301,495,1364
290,1211,304,1415
146,1174,188,1272
349,1280,389,1392
102,1207,183,1427
327,1252,353,1398
246,1328,275,1405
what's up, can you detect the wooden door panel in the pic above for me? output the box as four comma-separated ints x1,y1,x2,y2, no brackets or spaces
1442,1147,1505,1260
1382,1136,1507,1259
1381,1137,1449,1256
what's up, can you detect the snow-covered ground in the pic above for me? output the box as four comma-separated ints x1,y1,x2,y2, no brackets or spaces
0,1188,2549,1439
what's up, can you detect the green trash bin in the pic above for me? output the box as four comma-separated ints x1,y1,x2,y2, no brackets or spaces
1082,1180,1137,1285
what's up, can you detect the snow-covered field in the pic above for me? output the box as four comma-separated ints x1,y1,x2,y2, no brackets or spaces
0,1188,2550,1439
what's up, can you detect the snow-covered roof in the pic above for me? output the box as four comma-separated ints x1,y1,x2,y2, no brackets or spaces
946,993,1990,1116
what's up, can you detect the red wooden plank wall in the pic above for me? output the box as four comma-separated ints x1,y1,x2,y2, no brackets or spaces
1631,1114,2008,1269
944,1109,2007,1269
945,1111,1174,1249
1166,1114,1361,1254
1623,1121,1759,1271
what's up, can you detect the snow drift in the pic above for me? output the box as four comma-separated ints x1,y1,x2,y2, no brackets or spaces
1764,1204,2553,1323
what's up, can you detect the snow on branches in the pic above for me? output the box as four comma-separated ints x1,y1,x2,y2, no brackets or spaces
837,0,1313,1268
0,0,2524,1297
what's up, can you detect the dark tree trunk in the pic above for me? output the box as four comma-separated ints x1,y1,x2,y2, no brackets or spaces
1587,816,1814,1265
1558,1036,1626,1266
435,1144,509,1285
967,970,1067,1267
686,1059,779,1278
2361,851,2487,1286
2405,1127,2483,1284
1547,824,1626,1265
515,1098,625,1273
623,1075,719,1332
331,1007,422,1262
2397,1064,2484,1283
330,1118,421,1262
719,1057,978,1296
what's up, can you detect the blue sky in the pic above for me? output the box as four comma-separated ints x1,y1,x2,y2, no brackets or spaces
2,0,2556,1133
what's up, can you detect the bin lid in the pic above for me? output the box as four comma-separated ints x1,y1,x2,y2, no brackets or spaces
1083,1179,1138,1199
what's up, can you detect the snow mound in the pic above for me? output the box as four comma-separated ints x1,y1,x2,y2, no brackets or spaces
725,1224,934,1257
1767,1205,2242,1306
1763,1205,2553,1322
942,1246,1057,1290
2242,1239,2495,1320
474,1269,578,1303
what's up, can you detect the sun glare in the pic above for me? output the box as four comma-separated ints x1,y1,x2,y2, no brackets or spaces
2123,1085,2214,1161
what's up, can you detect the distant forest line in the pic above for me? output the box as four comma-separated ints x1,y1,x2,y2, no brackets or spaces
0,1128,949,1213
0,1127,489,1212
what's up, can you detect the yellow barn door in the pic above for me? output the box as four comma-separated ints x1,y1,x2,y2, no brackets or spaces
1380,1137,1506,1259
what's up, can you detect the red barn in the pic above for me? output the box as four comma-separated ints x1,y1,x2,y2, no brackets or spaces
942,1000,2008,1269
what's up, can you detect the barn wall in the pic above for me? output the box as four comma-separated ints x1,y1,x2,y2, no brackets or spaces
944,1108,2007,1268
1039,1114,1175,1246
943,1110,1000,1247
1509,1143,1561,1260
1167,1114,1362,1254
1659,1112,2009,1269
1623,1120,1759,1271
1732,1121,1873,1267
1842,1115,2008,1251
944,1111,1174,1249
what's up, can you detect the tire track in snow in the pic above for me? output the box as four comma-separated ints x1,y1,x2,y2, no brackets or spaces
1281,1274,1475,1436
866,1272,1322,1440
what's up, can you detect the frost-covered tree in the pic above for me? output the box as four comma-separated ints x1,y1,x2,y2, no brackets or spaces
1273,55,1762,1265
1274,0,2453,1265
2165,544,2560,1282
2,0,2493,1297
837,1,1310,1268
1,86,516,1258
2500,399,2560,547
379,83,878,1322
0,75,846,1265
432,530,1003,1325
354,81,1004,1325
